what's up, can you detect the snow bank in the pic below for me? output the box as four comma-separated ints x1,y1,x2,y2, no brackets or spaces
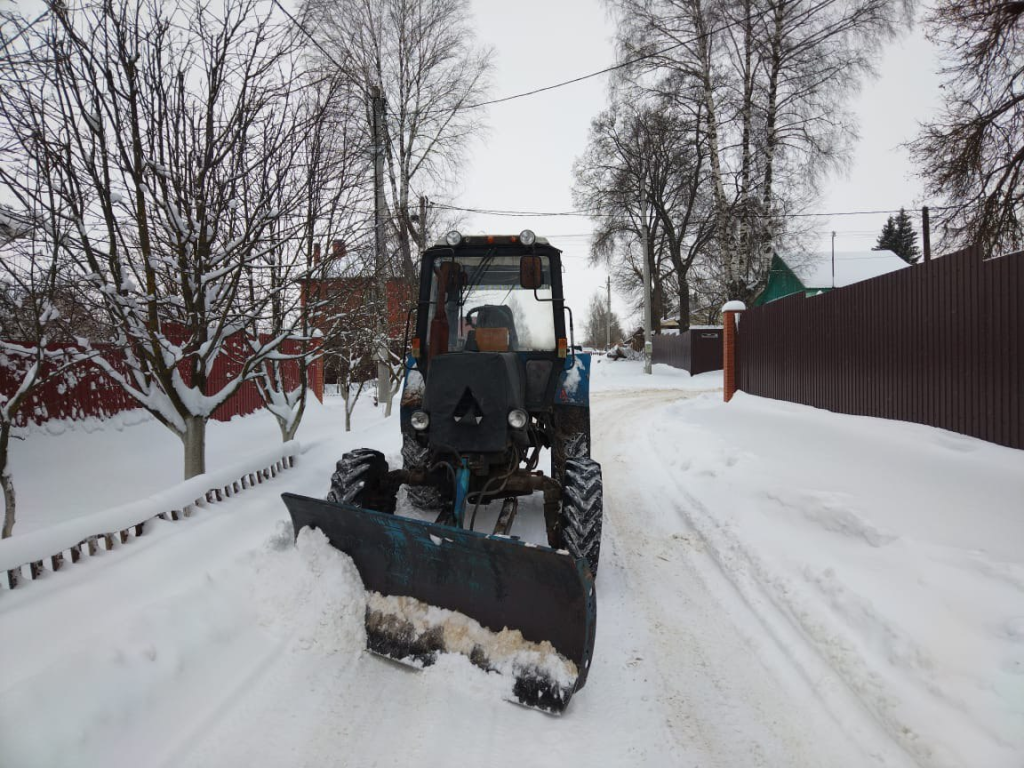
256,525,367,654
590,358,722,393
639,390,1024,767
0,441,300,572
9,403,320,534
0,525,367,768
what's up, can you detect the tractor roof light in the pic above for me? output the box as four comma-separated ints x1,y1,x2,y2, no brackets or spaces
519,229,536,246
445,230,462,247
411,410,430,431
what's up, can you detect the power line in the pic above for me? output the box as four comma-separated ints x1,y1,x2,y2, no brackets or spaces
431,201,946,222
445,24,746,112
274,1,749,114
270,0,351,78
430,202,607,218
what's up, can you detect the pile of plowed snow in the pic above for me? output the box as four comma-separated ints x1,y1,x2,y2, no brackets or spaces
367,592,578,686
255,524,367,654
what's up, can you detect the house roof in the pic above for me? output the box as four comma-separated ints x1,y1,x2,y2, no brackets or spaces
782,249,909,289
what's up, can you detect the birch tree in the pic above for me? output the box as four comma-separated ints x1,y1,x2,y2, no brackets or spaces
301,0,493,283
0,0,310,479
611,0,910,303
573,101,714,330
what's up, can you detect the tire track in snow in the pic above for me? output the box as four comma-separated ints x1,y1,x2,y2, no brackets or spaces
591,389,917,768
630,393,994,768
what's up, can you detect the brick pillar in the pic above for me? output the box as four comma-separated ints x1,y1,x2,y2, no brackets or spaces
722,302,746,402
309,335,324,403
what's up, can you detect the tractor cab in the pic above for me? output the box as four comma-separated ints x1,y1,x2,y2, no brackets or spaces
413,231,568,361
404,230,575,466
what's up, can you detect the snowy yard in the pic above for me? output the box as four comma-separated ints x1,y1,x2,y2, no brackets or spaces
1,361,1021,768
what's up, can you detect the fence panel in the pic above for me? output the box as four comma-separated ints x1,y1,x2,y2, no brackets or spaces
651,334,691,370
652,328,723,375
737,246,1024,450
0,336,322,427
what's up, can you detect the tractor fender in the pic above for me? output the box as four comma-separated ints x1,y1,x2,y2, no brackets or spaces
555,352,591,406
399,355,425,433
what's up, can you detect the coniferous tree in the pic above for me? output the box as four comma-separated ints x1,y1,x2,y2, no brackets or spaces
874,208,920,263
875,216,898,252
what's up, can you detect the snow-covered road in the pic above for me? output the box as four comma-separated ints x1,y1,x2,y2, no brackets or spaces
2,367,1021,767
168,389,911,768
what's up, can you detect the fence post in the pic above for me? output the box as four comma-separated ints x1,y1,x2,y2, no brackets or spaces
311,335,324,403
722,301,746,402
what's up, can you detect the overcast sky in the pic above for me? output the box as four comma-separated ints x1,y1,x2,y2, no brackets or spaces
456,0,944,326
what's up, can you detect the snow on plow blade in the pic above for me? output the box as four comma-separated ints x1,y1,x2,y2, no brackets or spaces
282,492,597,714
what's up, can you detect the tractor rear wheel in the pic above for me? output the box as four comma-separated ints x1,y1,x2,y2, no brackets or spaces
327,448,396,514
559,457,603,576
401,434,443,512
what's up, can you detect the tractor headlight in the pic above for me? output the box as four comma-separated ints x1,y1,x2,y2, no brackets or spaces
411,410,430,431
445,230,462,247
519,229,536,246
507,409,528,430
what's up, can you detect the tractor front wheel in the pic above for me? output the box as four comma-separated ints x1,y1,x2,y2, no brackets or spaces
401,434,444,513
327,448,397,514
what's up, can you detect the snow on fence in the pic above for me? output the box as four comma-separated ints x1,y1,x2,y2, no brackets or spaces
0,441,300,591
0,336,323,427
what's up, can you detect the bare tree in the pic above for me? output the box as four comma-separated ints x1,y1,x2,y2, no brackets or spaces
574,101,714,330
610,0,910,302
581,293,624,349
333,300,378,433
247,75,373,442
301,0,493,282
909,1,1023,254
0,0,311,479
0,208,88,536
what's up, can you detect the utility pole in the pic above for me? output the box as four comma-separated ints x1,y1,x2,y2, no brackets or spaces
641,188,652,375
371,85,391,413
606,275,612,350
922,206,931,263
418,195,428,251
831,230,836,288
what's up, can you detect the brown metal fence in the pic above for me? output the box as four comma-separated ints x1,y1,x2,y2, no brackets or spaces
736,245,1023,450
652,328,724,374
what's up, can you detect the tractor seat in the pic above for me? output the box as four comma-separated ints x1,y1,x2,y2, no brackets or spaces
466,327,511,352
466,304,519,350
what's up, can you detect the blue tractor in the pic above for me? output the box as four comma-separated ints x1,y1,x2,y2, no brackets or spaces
284,231,602,713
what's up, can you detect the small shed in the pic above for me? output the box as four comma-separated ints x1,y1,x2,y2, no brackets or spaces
755,249,909,306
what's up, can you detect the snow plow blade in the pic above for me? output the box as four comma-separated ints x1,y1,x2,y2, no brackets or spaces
282,492,596,714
